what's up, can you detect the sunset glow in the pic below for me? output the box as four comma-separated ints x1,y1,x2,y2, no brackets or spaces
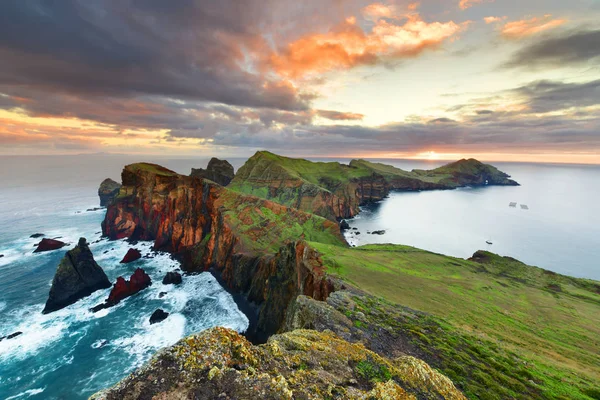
0,1,598,163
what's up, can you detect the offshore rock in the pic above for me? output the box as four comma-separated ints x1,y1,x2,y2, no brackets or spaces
30,233,45,238
98,178,122,207
120,248,141,264
149,309,169,324
162,271,182,285
42,238,111,314
108,268,151,304
34,238,67,253
190,157,235,186
90,327,466,400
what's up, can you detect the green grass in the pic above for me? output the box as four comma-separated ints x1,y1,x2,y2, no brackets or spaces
125,162,178,177
310,242,600,399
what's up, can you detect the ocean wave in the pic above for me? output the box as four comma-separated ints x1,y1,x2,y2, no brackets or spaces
5,387,45,400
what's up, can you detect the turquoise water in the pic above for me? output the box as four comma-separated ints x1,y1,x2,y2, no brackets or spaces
343,160,600,281
0,155,249,400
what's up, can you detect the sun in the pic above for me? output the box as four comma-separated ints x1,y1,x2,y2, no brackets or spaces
417,151,439,160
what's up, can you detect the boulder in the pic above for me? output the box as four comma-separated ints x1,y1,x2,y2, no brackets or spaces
107,268,152,304
34,238,67,253
120,248,142,264
98,178,122,207
0,254,3,258
149,309,169,324
162,271,182,285
42,238,111,314
190,157,234,186
30,233,45,238
339,220,350,231
0,331,23,342
371,230,386,235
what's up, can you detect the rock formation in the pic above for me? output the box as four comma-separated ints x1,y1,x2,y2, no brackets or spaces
162,271,182,285
108,268,152,304
101,162,343,340
33,238,67,253
30,233,45,238
91,327,466,400
119,248,141,263
98,178,122,207
229,151,519,221
190,157,234,186
149,309,169,324
42,238,111,314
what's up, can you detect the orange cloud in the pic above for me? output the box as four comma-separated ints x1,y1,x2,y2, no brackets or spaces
484,16,505,24
501,15,566,38
459,0,493,10
362,3,395,20
269,10,466,79
317,110,364,121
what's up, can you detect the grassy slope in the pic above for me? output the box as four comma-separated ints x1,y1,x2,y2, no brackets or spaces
310,242,600,399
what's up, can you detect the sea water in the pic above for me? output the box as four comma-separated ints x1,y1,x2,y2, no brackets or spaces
342,160,600,281
0,155,249,399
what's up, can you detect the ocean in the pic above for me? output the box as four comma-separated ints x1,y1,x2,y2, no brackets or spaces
342,159,600,281
0,155,249,400
0,154,598,399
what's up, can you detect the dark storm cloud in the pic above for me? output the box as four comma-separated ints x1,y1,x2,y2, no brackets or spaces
505,29,600,69
513,79,600,113
0,0,309,110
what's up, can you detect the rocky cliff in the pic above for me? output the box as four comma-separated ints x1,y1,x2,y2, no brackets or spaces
92,327,466,400
98,178,122,207
43,238,111,314
190,157,235,186
229,151,519,221
102,162,344,339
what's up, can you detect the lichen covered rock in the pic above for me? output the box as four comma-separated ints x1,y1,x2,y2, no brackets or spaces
91,327,465,400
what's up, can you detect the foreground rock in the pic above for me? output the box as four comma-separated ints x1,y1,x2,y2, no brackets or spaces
98,178,122,207
162,271,182,285
190,157,234,186
120,248,141,264
33,238,67,253
149,309,169,324
42,238,111,314
91,327,465,400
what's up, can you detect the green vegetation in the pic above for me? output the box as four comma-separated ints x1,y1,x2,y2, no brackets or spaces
125,162,178,177
310,242,600,399
355,357,393,384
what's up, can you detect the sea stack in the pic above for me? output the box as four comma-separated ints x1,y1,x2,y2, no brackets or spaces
33,238,67,253
43,238,111,314
98,178,122,207
190,157,234,186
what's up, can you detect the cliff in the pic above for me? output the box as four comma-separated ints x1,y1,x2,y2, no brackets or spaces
229,151,519,221
190,157,235,186
43,238,111,314
102,162,344,339
98,178,122,207
91,327,466,400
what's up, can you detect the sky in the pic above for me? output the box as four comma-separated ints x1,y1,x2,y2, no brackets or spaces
0,0,599,163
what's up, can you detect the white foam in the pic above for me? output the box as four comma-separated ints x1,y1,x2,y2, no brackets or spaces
5,388,45,400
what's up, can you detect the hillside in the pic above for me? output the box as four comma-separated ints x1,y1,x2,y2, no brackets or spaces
229,151,519,221
95,155,598,400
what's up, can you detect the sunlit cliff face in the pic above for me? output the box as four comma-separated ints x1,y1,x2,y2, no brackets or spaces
0,0,598,163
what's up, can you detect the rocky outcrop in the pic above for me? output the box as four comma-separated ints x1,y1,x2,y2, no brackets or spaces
162,271,182,285
119,248,141,264
108,268,151,304
91,327,466,400
102,162,343,339
230,151,519,221
149,309,169,324
0,331,23,341
98,178,122,207
34,238,67,253
42,238,111,314
190,157,234,186
30,233,45,238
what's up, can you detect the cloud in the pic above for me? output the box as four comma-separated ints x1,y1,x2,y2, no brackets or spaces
317,110,365,120
500,15,566,38
269,10,466,78
484,16,505,24
512,79,600,113
505,29,600,68
459,0,493,11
